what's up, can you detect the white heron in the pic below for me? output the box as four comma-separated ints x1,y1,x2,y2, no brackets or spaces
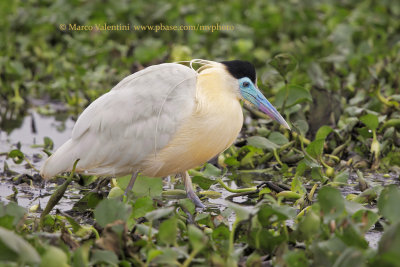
40,59,290,208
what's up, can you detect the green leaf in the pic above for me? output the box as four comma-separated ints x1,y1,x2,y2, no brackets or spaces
376,222,400,266
0,226,40,264
8,149,24,164
94,199,131,227
131,196,155,219
283,250,309,267
145,207,174,221
315,125,333,140
202,163,222,177
269,53,298,78
275,85,312,108
317,186,345,221
247,136,279,151
378,185,400,224
227,202,252,222
360,113,379,130
191,176,215,190
269,132,289,145
90,250,118,266
188,225,207,251
332,247,365,267
40,246,69,267
306,139,325,159
157,217,177,245
0,202,26,229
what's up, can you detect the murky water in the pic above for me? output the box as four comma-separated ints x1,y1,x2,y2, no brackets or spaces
0,109,383,248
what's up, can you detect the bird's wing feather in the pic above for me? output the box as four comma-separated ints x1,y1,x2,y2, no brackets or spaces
46,63,197,177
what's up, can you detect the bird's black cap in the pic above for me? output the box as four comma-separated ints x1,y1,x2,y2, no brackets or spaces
221,60,256,84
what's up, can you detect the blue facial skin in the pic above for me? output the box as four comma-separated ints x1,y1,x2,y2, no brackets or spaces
238,77,290,129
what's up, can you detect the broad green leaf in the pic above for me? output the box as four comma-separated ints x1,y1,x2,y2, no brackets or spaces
376,222,400,266
306,139,325,159
360,113,379,130
131,196,155,219
378,185,400,224
269,53,298,77
191,176,215,190
40,246,69,267
94,199,131,227
247,136,279,151
283,250,309,267
202,163,222,177
227,202,252,222
145,207,174,221
0,227,40,264
157,217,177,245
332,247,365,267
275,85,312,108
90,250,118,266
315,125,333,140
188,225,207,251
0,202,26,229
117,175,163,198
269,132,289,145
317,186,345,221
8,149,24,164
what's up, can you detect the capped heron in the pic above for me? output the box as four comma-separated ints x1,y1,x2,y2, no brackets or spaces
40,59,290,208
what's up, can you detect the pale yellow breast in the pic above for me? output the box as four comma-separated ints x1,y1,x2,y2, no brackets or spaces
138,67,243,177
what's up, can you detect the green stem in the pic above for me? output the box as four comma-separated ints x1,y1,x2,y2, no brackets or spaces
182,248,201,267
229,218,239,255
217,178,256,193
273,148,283,166
40,160,79,225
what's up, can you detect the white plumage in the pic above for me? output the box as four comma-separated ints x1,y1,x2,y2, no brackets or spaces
41,63,197,178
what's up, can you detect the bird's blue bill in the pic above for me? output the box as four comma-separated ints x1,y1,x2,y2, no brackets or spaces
255,88,291,130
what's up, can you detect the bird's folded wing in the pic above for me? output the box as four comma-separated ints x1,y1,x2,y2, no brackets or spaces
66,63,197,174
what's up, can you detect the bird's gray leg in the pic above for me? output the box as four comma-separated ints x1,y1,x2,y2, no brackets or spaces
124,171,139,196
181,171,205,208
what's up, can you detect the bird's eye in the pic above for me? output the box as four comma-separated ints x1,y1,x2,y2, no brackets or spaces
242,81,250,87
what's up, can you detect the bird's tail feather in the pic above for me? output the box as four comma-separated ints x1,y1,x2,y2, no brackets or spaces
40,139,78,179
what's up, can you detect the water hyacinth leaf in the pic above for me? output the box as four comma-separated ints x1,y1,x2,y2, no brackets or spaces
188,225,207,251
145,207,174,221
291,176,307,195
352,209,379,233
94,199,131,227
147,249,163,264
275,85,312,108
317,186,345,221
43,136,54,150
311,237,347,266
298,209,320,240
227,201,252,222
360,113,379,130
315,125,333,141
117,175,163,198
306,139,325,159
375,222,400,266
90,249,119,266
258,204,296,227
0,227,40,264
332,247,366,267
191,176,215,190
8,149,24,164
378,185,400,224
202,163,222,177
131,196,155,219
0,202,26,229
283,250,309,267
157,216,177,245
268,53,298,78
247,136,279,151
269,131,289,145
336,222,368,249
40,246,69,267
